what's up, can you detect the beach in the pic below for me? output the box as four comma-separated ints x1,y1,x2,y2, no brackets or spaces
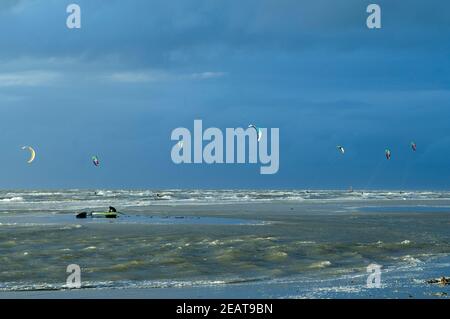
1,190,450,298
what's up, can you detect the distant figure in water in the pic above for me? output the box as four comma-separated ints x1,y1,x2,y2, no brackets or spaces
426,276,450,285
108,206,117,212
155,193,169,201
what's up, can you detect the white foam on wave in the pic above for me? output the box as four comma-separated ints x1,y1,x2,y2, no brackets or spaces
0,196,24,202
0,278,230,292
95,190,113,196
2,190,450,211
309,261,332,269
401,255,422,265
28,192,65,196
297,241,316,245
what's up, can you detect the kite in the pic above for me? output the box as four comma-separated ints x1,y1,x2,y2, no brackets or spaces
385,149,391,160
248,124,262,142
92,155,100,167
22,146,36,164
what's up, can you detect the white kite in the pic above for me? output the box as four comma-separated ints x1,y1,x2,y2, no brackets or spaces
248,124,262,142
22,146,36,164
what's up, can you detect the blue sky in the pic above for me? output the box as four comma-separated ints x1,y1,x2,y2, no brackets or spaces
0,0,449,189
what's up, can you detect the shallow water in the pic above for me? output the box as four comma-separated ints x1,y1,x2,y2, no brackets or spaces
1,189,450,297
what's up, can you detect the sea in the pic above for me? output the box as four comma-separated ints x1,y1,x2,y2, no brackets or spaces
1,189,450,298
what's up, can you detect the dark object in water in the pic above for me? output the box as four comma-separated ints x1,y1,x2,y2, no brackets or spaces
426,277,450,285
76,211,119,219
76,212,88,218
109,206,117,212
155,193,168,200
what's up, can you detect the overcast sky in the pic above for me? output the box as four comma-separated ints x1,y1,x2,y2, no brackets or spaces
0,0,449,189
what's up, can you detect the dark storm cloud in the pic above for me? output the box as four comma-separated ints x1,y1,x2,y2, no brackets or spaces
0,0,449,188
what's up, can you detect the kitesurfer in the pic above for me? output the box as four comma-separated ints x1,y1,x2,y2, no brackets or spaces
385,149,391,160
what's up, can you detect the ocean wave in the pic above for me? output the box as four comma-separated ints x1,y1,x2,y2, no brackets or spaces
1,190,450,209
0,278,232,292
309,261,332,269
400,255,423,265
0,197,24,202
